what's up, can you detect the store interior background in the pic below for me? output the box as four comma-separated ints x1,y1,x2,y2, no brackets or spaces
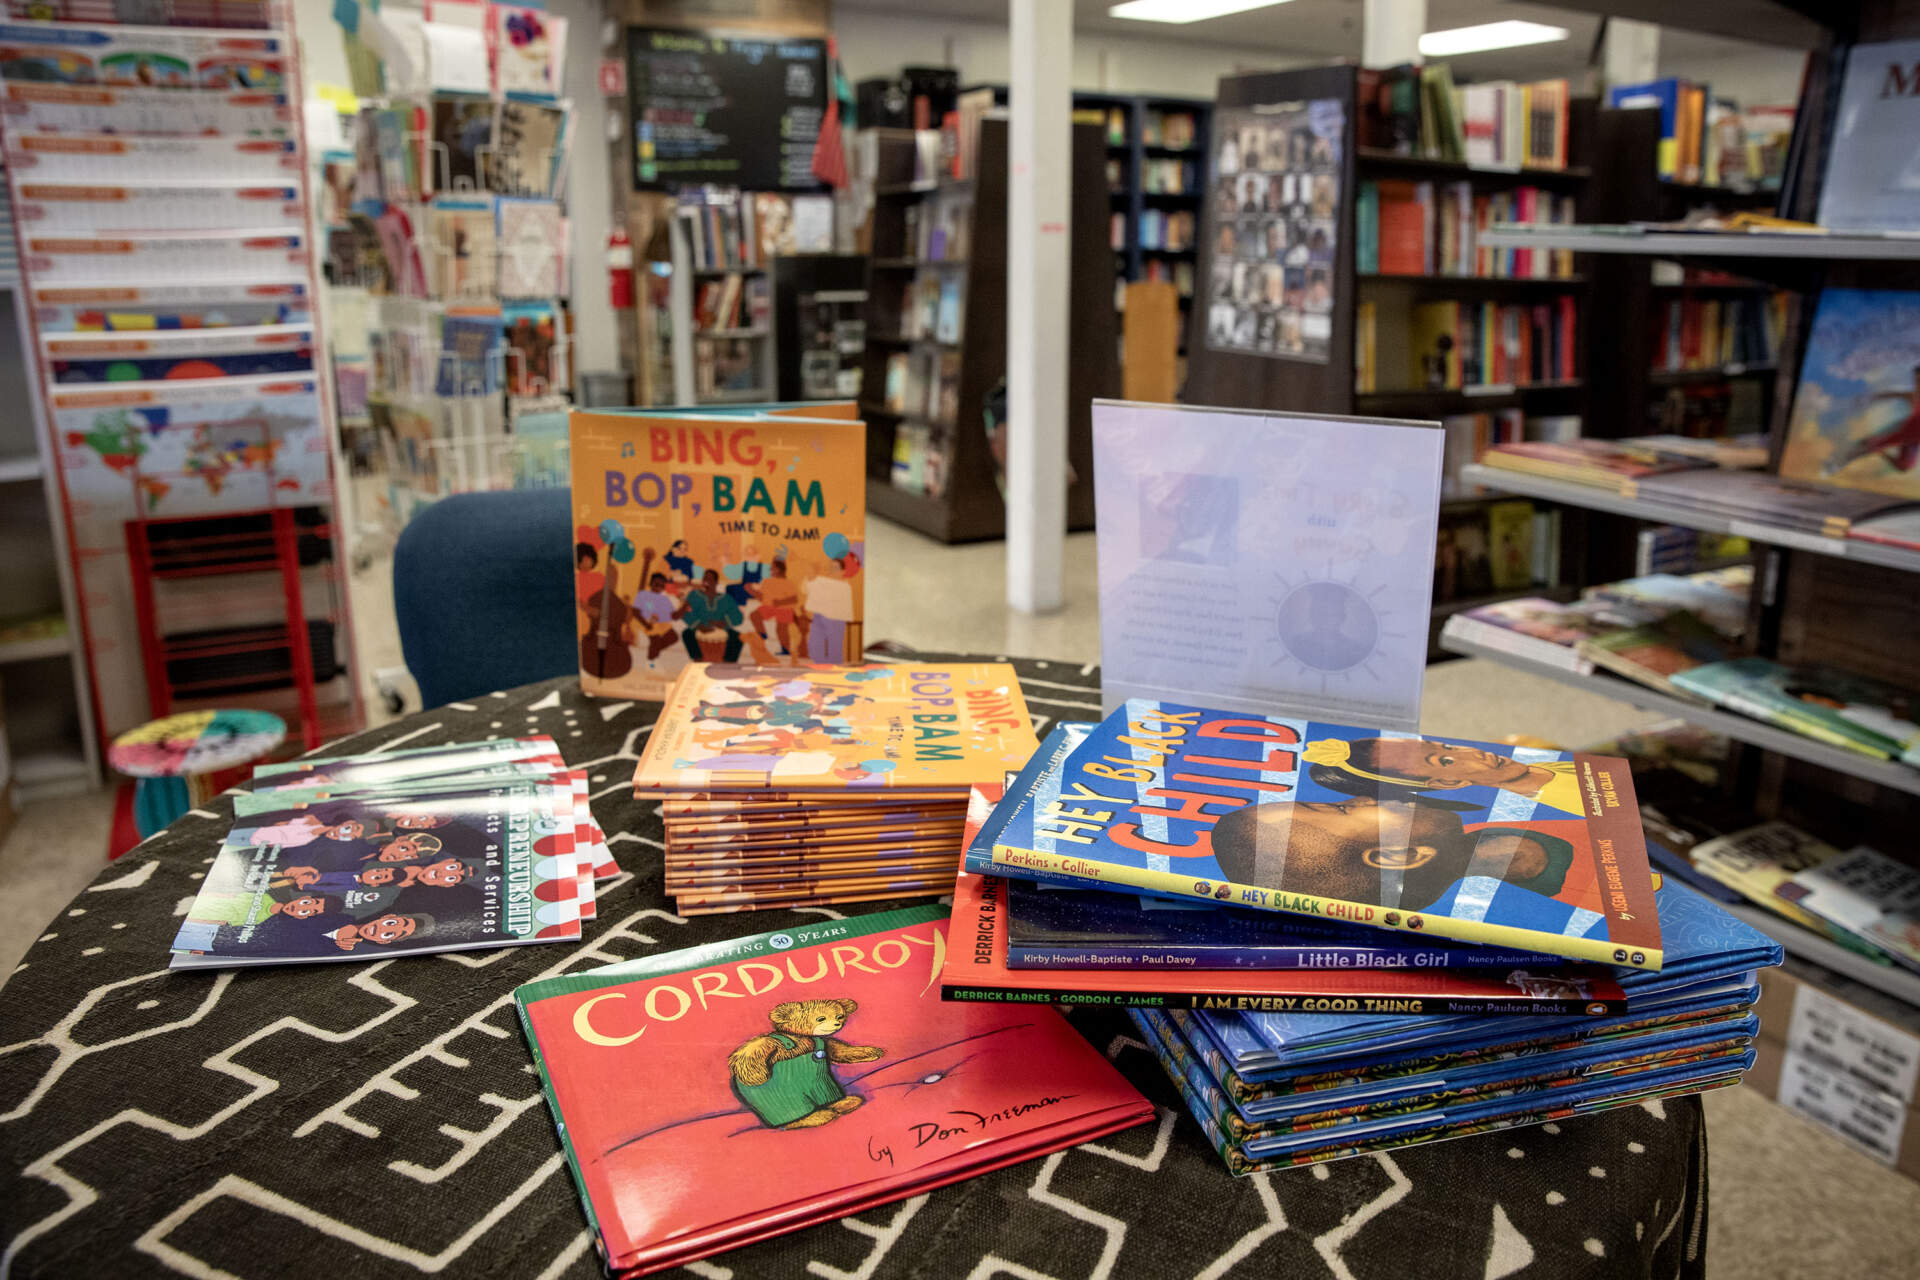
3,1,1918,1275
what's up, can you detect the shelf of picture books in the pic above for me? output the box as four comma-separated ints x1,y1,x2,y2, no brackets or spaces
1352,293,1579,397
0,7,366,746
1466,284,1920,578
1356,179,1581,280
1355,65,1576,173
1604,77,1792,194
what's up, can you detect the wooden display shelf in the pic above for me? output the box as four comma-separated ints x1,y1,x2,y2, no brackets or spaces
1353,380,1585,414
1356,148,1591,185
1358,272,1588,291
1646,364,1777,385
1441,630,1920,798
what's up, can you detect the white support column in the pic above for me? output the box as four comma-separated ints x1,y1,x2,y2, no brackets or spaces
1362,0,1426,69
1006,0,1071,614
1602,18,1661,90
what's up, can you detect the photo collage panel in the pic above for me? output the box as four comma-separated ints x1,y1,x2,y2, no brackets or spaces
1204,98,1344,365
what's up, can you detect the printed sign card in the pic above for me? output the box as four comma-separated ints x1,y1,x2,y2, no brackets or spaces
1092,400,1443,729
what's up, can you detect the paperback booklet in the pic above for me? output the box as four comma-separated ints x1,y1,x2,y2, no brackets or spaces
569,403,867,700
633,662,1038,792
170,781,586,968
965,702,1665,969
513,905,1154,1276
1575,611,1735,699
1670,657,1920,763
1776,845,1920,972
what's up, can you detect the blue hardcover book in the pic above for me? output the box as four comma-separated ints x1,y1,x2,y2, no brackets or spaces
1210,1009,1759,1123
967,701,1667,971
1199,879,1776,1071
1004,879,1560,970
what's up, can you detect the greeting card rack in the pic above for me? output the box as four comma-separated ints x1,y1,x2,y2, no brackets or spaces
1,0,362,757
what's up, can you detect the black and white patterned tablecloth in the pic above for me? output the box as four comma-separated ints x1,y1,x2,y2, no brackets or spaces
0,652,1709,1279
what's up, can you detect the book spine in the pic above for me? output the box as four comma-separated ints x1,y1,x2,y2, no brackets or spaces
943,979,1624,1015
1005,943,1557,970
982,845,1662,970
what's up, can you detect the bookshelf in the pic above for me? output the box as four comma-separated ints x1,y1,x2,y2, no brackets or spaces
1182,63,1596,633
1440,631,1920,799
858,117,1113,543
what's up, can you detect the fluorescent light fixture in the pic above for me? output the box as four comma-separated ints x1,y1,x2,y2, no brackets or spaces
1109,0,1291,24
1418,20,1569,57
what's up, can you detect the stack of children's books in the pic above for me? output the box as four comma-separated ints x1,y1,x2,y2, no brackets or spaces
631,661,1041,915
941,702,1781,1172
169,737,616,968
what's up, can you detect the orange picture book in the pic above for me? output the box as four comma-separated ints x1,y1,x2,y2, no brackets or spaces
569,404,867,700
633,662,1039,792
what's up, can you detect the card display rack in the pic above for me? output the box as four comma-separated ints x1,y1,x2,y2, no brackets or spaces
0,4,361,754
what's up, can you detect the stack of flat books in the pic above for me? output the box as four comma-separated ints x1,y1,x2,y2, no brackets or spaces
170,737,615,968
632,662,1040,914
942,703,1780,1172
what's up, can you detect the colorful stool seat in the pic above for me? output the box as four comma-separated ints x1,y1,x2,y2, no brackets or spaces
109,709,286,838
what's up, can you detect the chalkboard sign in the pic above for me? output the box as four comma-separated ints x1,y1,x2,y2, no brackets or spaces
628,28,827,191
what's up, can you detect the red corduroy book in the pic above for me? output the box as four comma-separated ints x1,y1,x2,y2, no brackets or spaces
514,905,1153,1276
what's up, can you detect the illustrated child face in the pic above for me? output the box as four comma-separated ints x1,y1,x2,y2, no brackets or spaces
323,819,369,840
393,814,445,830
576,543,597,570
361,913,417,945
1211,798,1485,910
1358,739,1535,790
377,835,433,861
279,892,330,919
702,569,720,594
649,572,666,591
414,857,468,888
359,865,398,887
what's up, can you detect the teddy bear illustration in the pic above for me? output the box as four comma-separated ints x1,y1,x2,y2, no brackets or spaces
726,999,884,1129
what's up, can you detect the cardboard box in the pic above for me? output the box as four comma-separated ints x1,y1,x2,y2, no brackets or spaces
1748,957,1920,1180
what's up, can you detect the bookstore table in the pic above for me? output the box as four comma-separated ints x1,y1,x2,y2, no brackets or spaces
0,656,1710,1278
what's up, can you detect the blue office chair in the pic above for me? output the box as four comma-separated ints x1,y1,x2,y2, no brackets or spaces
393,488,577,708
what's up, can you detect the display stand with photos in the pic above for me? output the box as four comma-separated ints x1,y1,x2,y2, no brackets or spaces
859,117,1114,542
1184,65,1600,645
1459,21,1920,1016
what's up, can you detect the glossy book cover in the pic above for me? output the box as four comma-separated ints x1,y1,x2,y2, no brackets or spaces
170,781,585,967
513,905,1153,1276
634,662,1038,792
569,404,867,700
968,703,1663,969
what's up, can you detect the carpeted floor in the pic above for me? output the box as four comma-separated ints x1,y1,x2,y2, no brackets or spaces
5,516,1918,1276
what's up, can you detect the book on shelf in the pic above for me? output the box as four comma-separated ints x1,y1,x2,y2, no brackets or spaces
964,705,1667,970
1779,289,1920,503
1479,438,1711,490
1817,40,1920,232
1454,78,1571,170
1142,107,1198,150
1777,846,1920,975
1434,505,1495,598
1440,595,1658,673
1634,525,1753,577
1575,612,1737,700
1627,433,1769,469
1651,293,1786,373
514,905,1153,1275
1357,63,1422,156
1407,297,1576,390
1630,468,1919,535
1583,566,1751,640
1419,64,1465,162
1689,824,1894,955
1437,409,1523,498
1486,498,1536,589
1671,657,1920,765
1848,508,1920,552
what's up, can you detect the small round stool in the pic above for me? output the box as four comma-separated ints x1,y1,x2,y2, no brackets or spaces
108,709,286,838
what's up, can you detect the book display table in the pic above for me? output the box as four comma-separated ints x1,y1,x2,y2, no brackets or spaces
0,654,1709,1278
